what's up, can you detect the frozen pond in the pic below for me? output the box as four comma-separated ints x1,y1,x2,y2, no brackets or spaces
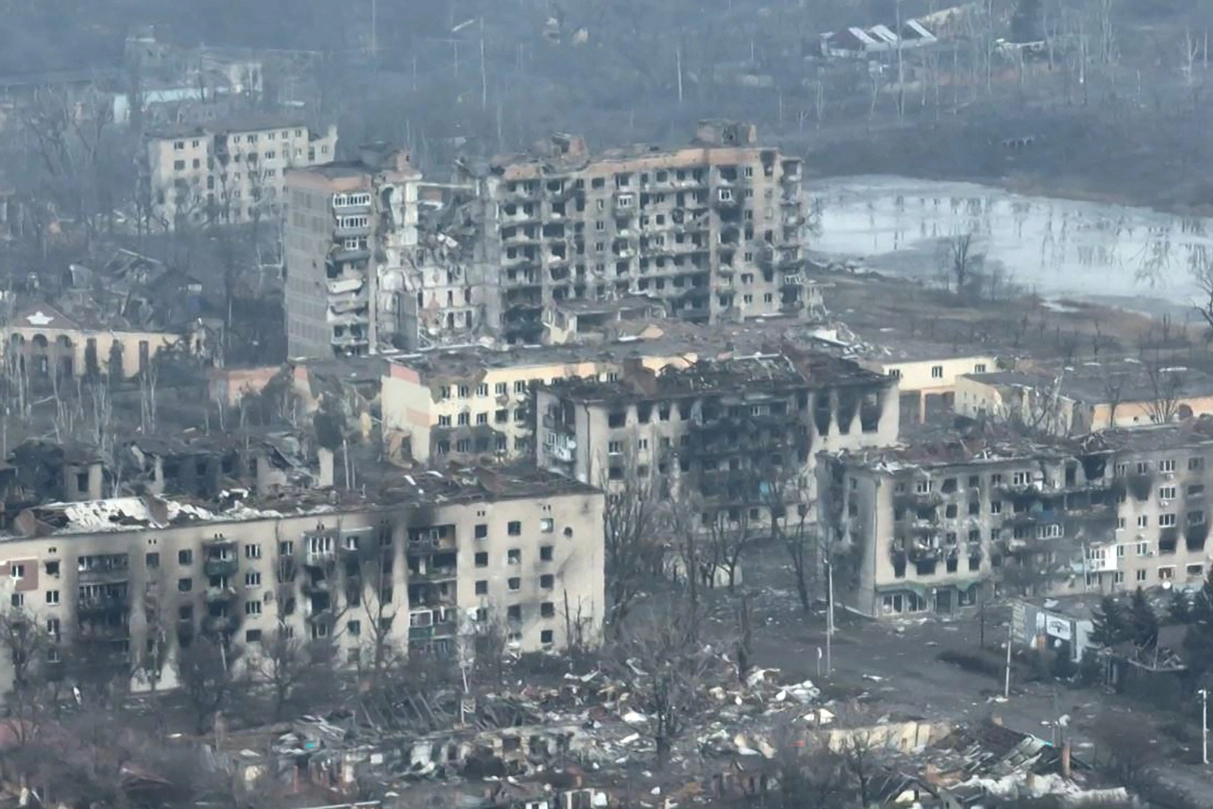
810,175,1213,312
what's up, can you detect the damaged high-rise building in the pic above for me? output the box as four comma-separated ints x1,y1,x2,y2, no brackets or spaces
285,144,495,358
461,121,809,344
284,121,808,357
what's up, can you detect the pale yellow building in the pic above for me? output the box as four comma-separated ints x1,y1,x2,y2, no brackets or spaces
955,359,1213,436
855,348,999,424
0,466,604,700
382,343,691,465
2,303,216,379
820,421,1213,617
143,115,338,230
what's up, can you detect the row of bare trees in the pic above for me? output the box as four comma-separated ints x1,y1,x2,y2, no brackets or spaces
602,447,826,642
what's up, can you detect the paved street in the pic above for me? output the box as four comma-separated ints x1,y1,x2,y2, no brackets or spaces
735,553,1213,805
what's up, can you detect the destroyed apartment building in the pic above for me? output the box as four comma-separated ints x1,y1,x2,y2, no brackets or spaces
818,418,1213,618
0,465,603,698
534,351,899,523
284,144,497,358
456,120,810,344
282,120,810,357
380,342,692,467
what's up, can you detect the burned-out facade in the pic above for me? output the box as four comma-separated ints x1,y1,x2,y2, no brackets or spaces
464,121,809,344
284,145,423,358
0,467,604,701
535,353,898,523
819,422,1213,618
381,344,689,466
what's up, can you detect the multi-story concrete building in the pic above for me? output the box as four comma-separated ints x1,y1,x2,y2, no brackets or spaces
461,120,809,343
955,359,1213,436
2,302,218,380
818,420,1213,618
0,466,603,699
534,352,899,523
381,343,691,466
284,144,423,358
143,115,337,230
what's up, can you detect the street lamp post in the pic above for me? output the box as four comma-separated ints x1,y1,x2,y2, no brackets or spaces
1200,688,1209,766
825,559,834,675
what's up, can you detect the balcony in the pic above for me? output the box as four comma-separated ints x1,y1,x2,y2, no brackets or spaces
205,585,237,603
332,200,372,215
204,558,239,578
333,246,371,263
77,566,130,584
77,595,129,614
305,549,337,567
202,614,239,635
335,222,372,239
409,621,456,641
305,607,335,625
545,444,575,464
409,566,457,582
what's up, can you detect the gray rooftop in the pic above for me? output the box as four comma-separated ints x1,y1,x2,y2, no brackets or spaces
967,359,1213,405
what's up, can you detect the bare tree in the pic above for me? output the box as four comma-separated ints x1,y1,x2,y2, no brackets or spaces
1102,371,1126,429
470,607,510,685
941,232,983,297
601,450,662,635
1143,358,1186,424
771,737,855,809
0,604,55,727
348,537,400,693
765,468,817,613
611,598,714,768
705,509,754,593
255,622,336,721
1190,251,1213,339
176,636,243,735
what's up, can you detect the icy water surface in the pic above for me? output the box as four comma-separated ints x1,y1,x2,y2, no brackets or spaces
810,176,1213,311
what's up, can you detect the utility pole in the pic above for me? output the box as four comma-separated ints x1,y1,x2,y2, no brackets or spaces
370,0,377,60
1200,688,1209,765
979,584,986,649
825,559,835,675
1004,622,1013,699
676,44,684,104
479,17,487,109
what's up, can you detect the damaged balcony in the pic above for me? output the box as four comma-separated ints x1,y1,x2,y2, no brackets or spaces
302,567,332,595
206,578,238,603
304,533,338,567
204,553,238,579
334,220,372,239
408,607,457,641
76,612,130,641
407,551,458,582
202,609,239,636
408,524,457,553
76,553,130,583
408,580,456,609
305,592,335,624
77,582,130,615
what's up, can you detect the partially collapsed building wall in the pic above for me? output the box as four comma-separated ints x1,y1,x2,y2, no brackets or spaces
458,121,809,344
